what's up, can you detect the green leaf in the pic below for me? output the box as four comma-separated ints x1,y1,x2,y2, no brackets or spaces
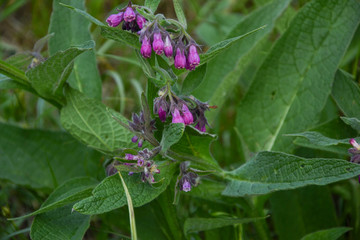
10,177,98,220
145,0,161,13
60,88,134,154
270,186,338,240
49,0,102,100
181,63,207,95
59,3,105,26
289,131,351,155
193,0,291,122
100,26,141,49
199,25,266,65
0,59,30,86
26,40,95,105
0,122,102,189
172,0,187,29
222,151,360,197
236,0,360,152
160,123,185,153
0,74,33,92
5,52,33,71
168,126,220,171
184,216,267,235
341,117,360,132
73,162,176,215
332,70,360,119
301,227,352,240
30,204,90,240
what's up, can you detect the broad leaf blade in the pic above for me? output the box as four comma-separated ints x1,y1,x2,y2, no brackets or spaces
49,0,101,100
60,88,134,154
160,123,185,152
0,59,29,86
100,26,141,49
341,117,360,132
73,162,176,215
145,0,161,13
222,151,360,197
301,227,352,240
184,217,267,235
0,122,102,189
236,0,360,152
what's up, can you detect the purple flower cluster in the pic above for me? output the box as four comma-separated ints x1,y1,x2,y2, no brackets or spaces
106,2,147,33
349,138,360,164
128,111,156,147
178,162,199,192
153,90,213,132
139,27,200,71
124,149,160,183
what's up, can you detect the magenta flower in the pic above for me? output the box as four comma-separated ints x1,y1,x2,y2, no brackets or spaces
152,33,164,55
106,12,124,27
181,104,193,125
164,36,173,58
136,14,147,29
158,107,167,122
141,35,152,58
195,123,206,132
187,45,200,68
124,7,136,22
174,48,186,69
131,135,138,143
172,108,185,124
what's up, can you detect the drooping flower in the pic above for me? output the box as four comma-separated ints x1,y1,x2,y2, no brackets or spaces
136,14,147,29
141,35,152,58
181,179,191,192
174,48,186,69
124,7,136,22
172,108,185,124
187,44,200,68
106,12,124,27
349,138,360,164
152,32,164,55
177,162,199,192
181,104,194,125
132,135,139,143
164,36,173,58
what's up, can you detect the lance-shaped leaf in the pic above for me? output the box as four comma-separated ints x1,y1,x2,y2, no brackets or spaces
60,88,134,154
0,59,30,86
30,204,90,240
160,123,185,153
167,126,220,171
301,227,352,240
192,0,291,121
0,73,34,92
332,70,360,119
26,40,95,105
10,177,98,220
172,0,187,29
222,151,360,197
0,122,102,189
145,0,161,13
49,0,102,100
236,0,360,152
184,216,268,235
341,117,360,132
73,162,176,215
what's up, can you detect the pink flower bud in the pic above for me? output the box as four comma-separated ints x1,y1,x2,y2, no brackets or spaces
174,48,186,69
350,138,360,150
172,108,185,124
141,36,152,58
106,12,124,27
138,139,144,148
182,104,193,125
132,135,138,143
164,36,173,58
152,33,164,55
125,154,134,160
124,7,136,22
136,14,147,29
187,45,200,68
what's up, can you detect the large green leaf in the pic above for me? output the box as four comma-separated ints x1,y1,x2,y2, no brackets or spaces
332,70,360,119
73,162,176,215
341,117,360,132
0,73,33,92
236,0,360,152
60,88,134,154
30,205,90,240
222,151,360,197
0,59,30,86
167,126,220,171
160,123,185,153
184,217,267,235
270,186,338,240
26,40,95,105
0,122,102,189
301,227,352,240
49,0,101,100
10,177,98,220
145,0,161,13
191,0,291,121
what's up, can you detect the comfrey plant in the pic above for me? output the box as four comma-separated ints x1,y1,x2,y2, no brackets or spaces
3,0,360,239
